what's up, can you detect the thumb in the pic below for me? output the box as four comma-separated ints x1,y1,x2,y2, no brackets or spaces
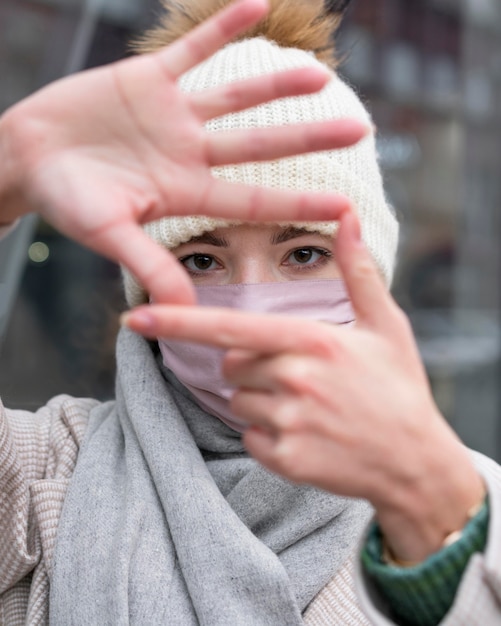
335,210,397,332
87,221,196,305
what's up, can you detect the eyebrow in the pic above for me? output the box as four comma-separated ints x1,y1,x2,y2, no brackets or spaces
271,227,321,245
184,227,325,247
185,232,229,247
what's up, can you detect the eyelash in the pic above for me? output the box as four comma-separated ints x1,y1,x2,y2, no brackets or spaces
178,247,332,276
178,254,222,275
284,247,332,271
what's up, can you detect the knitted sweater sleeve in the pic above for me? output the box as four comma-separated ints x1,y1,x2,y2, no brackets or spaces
355,450,501,625
361,499,488,625
0,395,96,593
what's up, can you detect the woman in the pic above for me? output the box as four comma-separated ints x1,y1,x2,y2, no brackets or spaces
1,1,499,625
121,3,498,624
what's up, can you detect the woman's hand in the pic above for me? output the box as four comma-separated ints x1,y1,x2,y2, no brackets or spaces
0,0,366,305
124,211,485,563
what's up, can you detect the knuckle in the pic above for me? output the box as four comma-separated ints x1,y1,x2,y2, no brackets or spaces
274,401,305,432
223,84,246,110
390,304,412,335
229,390,249,415
276,359,312,391
3,107,42,173
273,439,307,483
246,187,265,221
398,307,412,331
245,132,270,161
184,36,207,66
351,258,377,283
306,333,338,360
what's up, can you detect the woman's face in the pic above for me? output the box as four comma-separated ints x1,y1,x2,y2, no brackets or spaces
172,224,340,286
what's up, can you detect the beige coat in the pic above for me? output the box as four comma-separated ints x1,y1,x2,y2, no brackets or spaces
1,395,500,625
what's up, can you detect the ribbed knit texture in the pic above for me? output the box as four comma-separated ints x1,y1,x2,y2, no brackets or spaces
123,37,399,306
361,498,490,626
0,395,98,625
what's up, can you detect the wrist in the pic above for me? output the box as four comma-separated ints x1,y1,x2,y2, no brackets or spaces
362,498,489,626
380,484,487,567
373,423,486,563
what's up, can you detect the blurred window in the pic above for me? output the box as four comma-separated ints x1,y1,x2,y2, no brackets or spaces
339,0,501,460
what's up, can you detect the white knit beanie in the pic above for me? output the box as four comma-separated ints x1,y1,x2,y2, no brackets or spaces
123,6,399,307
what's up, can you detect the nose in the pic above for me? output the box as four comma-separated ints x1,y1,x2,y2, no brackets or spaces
231,257,278,284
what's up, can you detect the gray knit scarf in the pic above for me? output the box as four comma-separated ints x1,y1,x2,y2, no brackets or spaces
50,328,371,625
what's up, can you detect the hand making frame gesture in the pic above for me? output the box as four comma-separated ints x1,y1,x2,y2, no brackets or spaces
0,0,365,304
124,211,485,564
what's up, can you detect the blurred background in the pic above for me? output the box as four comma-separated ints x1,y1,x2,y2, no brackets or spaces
1,0,500,461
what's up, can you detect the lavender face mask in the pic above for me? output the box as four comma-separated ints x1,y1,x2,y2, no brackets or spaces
157,279,354,432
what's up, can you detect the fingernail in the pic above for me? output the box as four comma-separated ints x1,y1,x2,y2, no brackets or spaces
120,310,155,331
355,122,373,137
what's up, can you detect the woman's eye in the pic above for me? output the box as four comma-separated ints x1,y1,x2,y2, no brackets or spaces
287,247,327,266
180,254,217,272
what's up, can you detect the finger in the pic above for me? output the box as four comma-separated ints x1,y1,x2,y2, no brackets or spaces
190,66,330,121
242,425,280,466
244,429,349,492
226,354,280,391
231,390,280,427
335,210,397,333
243,426,281,470
122,306,336,356
232,390,308,432
86,222,195,305
207,119,368,166
225,352,326,399
158,0,269,79
197,177,352,222
243,428,323,485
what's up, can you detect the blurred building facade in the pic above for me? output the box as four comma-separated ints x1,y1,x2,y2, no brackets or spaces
1,0,500,459
338,0,501,460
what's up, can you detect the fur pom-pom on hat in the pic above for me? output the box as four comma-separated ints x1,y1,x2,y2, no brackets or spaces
134,0,345,68
123,0,399,308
